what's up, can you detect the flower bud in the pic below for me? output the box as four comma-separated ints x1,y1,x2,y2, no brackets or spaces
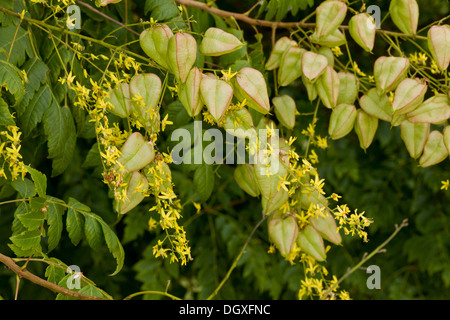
337,72,359,106
117,171,149,214
273,95,296,130
278,46,306,87
139,25,173,70
407,95,450,124
420,130,448,167
310,211,341,245
200,74,233,122
265,37,297,70
392,78,427,115
389,0,419,35
428,25,450,71
349,13,376,52
316,66,340,109
328,104,357,140
302,51,328,81
374,56,410,94
315,0,347,38
168,32,197,83
233,67,270,114
268,214,298,257
116,132,155,173
107,83,131,118
199,27,243,56
178,67,203,117
359,88,393,122
234,164,260,197
297,225,326,261
129,73,162,132
355,109,378,150
400,120,429,159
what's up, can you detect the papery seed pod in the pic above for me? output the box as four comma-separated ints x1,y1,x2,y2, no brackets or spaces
317,47,335,68
355,109,379,151
310,29,347,47
139,25,173,70
359,88,393,122
374,56,410,94
349,13,376,52
233,67,270,114
302,51,328,81
310,211,342,245
200,74,233,122
116,132,155,173
199,27,243,56
167,32,197,83
389,0,419,36
234,164,260,197
328,104,357,140
268,215,298,257
129,73,162,132
99,0,121,6
444,126,450,154
302,75,318,101
392,78,427,115
391,113,407,127
273,95,296,130
419,130,448,167
316,66,340,109
297,225,326,261
315,0,347,38
266,37,297,70
337,72,359,105
178,67,203,117
107,83,131,118
428,25,450,71
117,171,149,214
296,187,329,211
262,188,289,215
407,94,450,124
278,46,306,87
222,107,256,139
400,120,430,159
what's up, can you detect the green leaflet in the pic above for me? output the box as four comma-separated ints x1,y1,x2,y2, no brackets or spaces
0,59,24,106
0,25,34,66
0,96,15,126
20,85,52,137
11,177,36,198
25,165,47,198
46,196,65,253
194,163,215,201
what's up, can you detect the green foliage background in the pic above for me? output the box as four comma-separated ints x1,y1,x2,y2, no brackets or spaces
0,0,449,300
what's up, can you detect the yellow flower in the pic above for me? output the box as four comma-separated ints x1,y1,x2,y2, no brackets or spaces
441,180,450,191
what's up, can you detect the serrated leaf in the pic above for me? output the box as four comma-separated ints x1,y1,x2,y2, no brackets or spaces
45,264,66,284
0,96,15,126
24,165,47,198
84,215,103,250
0,25,33,66
46,197,65,252
100,222,125,276
10,229,41,251
194,164,214,201
18,58,49,113
17,206,44,231
66,198,86,246
19,85,52,137
145,0,179,20
78,285,104,298
11,177,36,198
0,59,24,106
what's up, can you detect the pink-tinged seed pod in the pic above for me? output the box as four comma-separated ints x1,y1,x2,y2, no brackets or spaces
116,132,155,173
297,225,326,261
310,211,342,245
349,13,376,52
265,37,297,70
428,25,450,71
200,74,233,122
419,130,448,167
273,95,296,130
167,32,197,83
400,121,430,159
389,0,419,35
278,46,306,87
107,83,131,118
316,66,340,109
178,67,203,117
374,56,410,93
392,78,427,115
118,171,149,214
354,109,379,151
302,51,328,81
199,27,243,56
268,214,298,257
139,25,173,70
315,0,347,38
328,104,357,140
337,72,359,106
233,67,270,115
407,95,450,124
359,88,393,122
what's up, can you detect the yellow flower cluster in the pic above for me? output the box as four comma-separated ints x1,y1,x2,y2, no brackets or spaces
0,126,27,180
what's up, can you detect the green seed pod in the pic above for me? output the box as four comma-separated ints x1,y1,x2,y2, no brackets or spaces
391,113,407,127
139,25,173,70
199,27,243,56
266,37,297,70
116,132,155,173
222,107,256,139
355,109,379,151
262,188,289,215
200,74,233,122
317,47,335,68
129,73,162,132
145,161,172,193
328,104,357,140
167,32,197,83
310,29,347,47
117,171,149,215
444,126,450,154
297,225,326,261
428,25,450,71
407,94,450,124
315,0,347,38
233,67,270,114
316,66,340,109
296,187,329,211
278,46,306,87
419,130,448,167
389,0,419,36
302,51,328,81
359,88,393,122
337,72,359,106
392,78,427,115
349,13,376,52
302,75,318,101
310,211,342,245
178,67,203,117
268,214,298,257
374,56,410,94
400,120,429,159
107,83,131,118
273,95,296,130
234,164,260,197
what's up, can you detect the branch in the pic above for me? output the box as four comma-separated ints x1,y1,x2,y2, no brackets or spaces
175,0,427,40
0,252,108,300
